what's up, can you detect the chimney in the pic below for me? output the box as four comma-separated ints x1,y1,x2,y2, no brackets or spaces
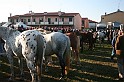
44,12,47,15
10,13,12,17
29,10,32,13
105,12,107,15
58,11,62,16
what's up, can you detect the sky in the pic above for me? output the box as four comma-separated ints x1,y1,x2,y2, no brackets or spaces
0,0,124,22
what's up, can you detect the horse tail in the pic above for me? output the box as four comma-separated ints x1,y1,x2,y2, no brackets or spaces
36,34,46,81
64,36,71,75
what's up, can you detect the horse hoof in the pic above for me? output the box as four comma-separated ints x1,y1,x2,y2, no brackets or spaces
59,77,65,80
59,74,67,80
8,77,14,82
45,68,48,72
59,76,67,80
59,77,62,80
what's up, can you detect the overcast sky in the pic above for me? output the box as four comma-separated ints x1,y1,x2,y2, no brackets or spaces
0,0,123,22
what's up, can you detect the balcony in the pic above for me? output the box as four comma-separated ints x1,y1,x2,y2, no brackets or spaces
27,22,36,25
59,22,63,25
69,22,73,25
32,22,35,25
54,22,58,24
45,22,49,25
27,21,74,26
27,22,31,25
40,22,44,25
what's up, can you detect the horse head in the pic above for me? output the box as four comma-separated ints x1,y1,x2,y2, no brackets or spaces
0,26,20,41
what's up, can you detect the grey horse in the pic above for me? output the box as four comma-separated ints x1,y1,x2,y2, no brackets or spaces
42,32,71,79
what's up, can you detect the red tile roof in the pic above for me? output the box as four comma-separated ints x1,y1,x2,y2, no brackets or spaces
9,12,80,18
82,18,88,20
102,10,124,16
89,19,98,23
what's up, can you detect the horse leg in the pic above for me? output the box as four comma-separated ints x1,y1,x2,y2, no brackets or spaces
44,56,52,72
57,54,65,79
64,54,70,76
6,51,15,81
71,49,75,62
26,59,37,82
4,42,15,81
44,56,48,72
80,42,83,52
70,47,73,64
72,49,79,64
36,57,44,82
26,57,43,82
18,57,24,80
75,49,80,64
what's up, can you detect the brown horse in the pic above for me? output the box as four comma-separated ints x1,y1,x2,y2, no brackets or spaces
66,31,80,64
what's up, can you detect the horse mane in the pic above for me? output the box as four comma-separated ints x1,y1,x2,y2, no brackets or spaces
7,27,20,36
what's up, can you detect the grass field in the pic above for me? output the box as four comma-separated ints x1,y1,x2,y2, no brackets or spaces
0,42,119,82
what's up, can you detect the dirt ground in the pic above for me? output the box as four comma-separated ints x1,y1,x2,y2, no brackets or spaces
0,43,119,82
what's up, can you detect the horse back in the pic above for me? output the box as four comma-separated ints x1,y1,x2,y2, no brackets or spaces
66,32,79,49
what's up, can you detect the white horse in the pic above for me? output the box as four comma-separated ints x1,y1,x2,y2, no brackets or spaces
0,26,46,82
42,32,71,79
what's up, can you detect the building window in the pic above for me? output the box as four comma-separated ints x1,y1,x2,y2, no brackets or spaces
24,19,26,24
62,18,64,22
55,18,58,22
33,18,35,22
16,19,18,22
82,20,84,25
39,18,43,22
21,19,23,22
28,19,30,22
10,19,14,24
69,17,73,22
48,18,51,24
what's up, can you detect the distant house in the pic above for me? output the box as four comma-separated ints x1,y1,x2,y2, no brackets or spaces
88,19,97,29
82,18,97,30
101,9,124,25
82,18,89,29
8,11,82,30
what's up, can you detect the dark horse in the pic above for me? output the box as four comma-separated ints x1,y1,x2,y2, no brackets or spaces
78,31,94,52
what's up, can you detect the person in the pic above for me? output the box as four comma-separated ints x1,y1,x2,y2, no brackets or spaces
111,29,119,60
115,28,124,81
106,29,110,43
